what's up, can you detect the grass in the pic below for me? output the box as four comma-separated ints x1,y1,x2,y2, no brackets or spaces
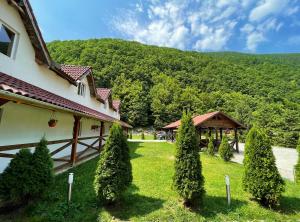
131,134,155,140
1,142,300,221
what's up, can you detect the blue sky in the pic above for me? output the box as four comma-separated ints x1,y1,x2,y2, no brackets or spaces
30,0,300,53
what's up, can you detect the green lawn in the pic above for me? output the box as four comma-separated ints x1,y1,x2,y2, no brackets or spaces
3,142,300,221
131,134,155,140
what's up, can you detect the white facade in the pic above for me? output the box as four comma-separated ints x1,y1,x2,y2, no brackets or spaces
0,0,126,173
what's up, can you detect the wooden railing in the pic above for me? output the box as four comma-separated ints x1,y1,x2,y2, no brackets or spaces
0,135,107,172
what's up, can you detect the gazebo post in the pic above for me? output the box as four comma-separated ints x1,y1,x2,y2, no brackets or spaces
234,128,239,153
220,128,223,140
215,128,218,141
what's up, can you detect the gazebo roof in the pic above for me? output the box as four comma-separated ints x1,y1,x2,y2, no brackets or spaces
163,111,245,130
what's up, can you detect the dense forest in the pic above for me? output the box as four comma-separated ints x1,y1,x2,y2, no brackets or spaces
47,39,300,148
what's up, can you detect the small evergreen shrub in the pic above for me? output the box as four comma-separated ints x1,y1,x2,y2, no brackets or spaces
31,137,54,197
207,135,215,156
153,132,157,140
243,127,285,207
94,123,132,204
129,132,132,139
141,132,145,140
173,111,205,207
0,149,34,202
218,136,233,161
295,137,300,183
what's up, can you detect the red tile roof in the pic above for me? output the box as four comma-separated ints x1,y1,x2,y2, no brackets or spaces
96,88,111,101
0,72,132,128
112,100,121,111
163,111,243,129
60,64,91,81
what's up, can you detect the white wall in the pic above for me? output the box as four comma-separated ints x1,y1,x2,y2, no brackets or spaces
0,101,109,173
0,0,120,120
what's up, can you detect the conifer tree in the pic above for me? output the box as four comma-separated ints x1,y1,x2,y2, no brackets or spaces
141,131,145,140
0,149,34,202
94,123,132,204
218,136,233,161
173,111,205,207
31,137,54,197
207,134,215,156
243,127,285,207
295,137,300,183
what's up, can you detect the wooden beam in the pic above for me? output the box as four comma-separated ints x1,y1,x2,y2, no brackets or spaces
220,128,223,140
71,116,81,166
0,98,9,107
234,128,239,153
99,121,104,150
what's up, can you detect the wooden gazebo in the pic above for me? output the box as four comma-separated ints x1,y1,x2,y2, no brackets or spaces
163,111,245,153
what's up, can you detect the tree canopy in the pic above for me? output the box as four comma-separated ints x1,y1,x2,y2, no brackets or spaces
47,38,300,147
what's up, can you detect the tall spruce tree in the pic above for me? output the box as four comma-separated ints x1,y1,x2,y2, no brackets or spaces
31,137,54,197
94,123,132,204
173,111,205,207
295,137,300,183
218,136,233,161
243,127,285,207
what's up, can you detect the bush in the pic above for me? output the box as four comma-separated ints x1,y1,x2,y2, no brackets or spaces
243,127,285,207
153,132,157,140
129,131,132,139
173,111,205,207
295,137,300,183
31,137,54,197
218,136,233,161
0,149,34,203
207,134,215,156
141,132,145,140
94,123,132,204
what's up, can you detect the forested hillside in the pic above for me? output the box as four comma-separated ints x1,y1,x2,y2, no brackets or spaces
47,39,300,147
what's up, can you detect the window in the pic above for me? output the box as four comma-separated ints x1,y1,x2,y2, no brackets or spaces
77,82,86,96
0,24,15,57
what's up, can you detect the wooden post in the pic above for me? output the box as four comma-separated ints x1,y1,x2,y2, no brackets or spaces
71,116,81,166
234,128,239,153
220,128,223,140
171,129,174,142
99,121,104,150
215,128,218,141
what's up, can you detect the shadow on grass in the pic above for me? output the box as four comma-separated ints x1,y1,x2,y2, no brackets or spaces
105,193,164,220
278,196,300,215
196,195,247,218
128,142,143,159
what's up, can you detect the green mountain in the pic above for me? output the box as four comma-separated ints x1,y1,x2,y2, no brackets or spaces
47,38,300,147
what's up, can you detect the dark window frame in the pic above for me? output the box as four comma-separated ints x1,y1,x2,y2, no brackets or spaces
0,24,16,57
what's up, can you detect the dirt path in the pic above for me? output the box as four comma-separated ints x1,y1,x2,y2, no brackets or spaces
232,143,298,181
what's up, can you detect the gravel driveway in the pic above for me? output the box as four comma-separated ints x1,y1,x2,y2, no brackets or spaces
232,143,298,181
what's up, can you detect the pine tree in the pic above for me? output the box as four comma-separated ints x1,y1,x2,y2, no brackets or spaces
207,134,215,156
243,127,285,207
0,149,34,202
141,132,145,140
218,136,233,161
295,137,300,183
173,111,205,207
31,137,54,197
94,123,132,204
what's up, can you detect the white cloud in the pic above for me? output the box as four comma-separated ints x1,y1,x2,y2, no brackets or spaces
246,32,266,51
249,0,290,22
113,0,299,52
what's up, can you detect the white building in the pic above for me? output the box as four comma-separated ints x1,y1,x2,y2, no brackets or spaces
0,0,131,173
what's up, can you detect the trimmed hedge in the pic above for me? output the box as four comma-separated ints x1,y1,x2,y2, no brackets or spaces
218,136,233,161
173,111,205,207
207,135,215,156
243,127,285,207
94,123,132,204
295,138,300,183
